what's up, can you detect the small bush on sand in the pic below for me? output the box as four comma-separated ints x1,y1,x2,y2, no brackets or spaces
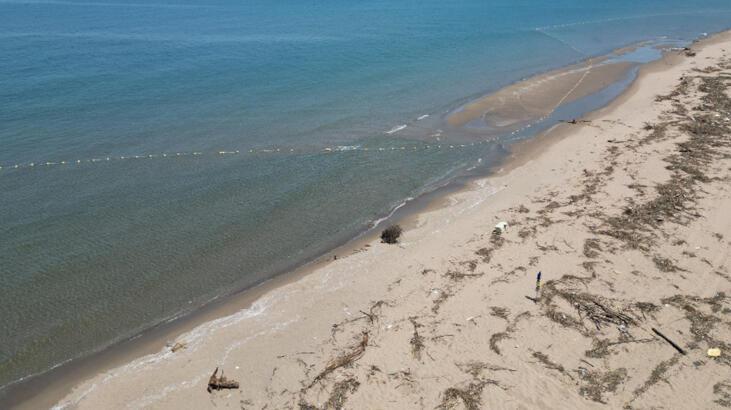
381,225,402,244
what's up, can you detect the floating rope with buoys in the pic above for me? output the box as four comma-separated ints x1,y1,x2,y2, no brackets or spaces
0,97,570,177
0,137,511,175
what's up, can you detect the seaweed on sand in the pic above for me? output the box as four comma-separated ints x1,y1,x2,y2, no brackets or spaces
599,73,731,252
578,368,628,403
584,337,654,359
306,332,369,390
409,317,425,360
630,355,680,401
583,238,602,258
444,270,483,281
489,306,510,320
538,279,638,336
489,332,509,356
475,247,494,263
531,351,567,375
432,289,453,314
299,378,360,410
456,361,515,378
489,312,531,355
652,255,684,272
359,300,388,325
714,381,731,408
661,293,731,358
436,379,504,410
436,382,484,410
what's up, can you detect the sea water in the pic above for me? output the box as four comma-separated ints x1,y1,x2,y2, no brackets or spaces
1,0,730,391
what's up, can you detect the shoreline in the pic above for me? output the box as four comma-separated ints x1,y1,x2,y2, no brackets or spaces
5,29,731,409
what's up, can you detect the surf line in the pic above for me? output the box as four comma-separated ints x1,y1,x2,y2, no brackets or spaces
0,138,503,175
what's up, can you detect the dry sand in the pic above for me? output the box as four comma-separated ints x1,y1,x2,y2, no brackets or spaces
47,32,731,409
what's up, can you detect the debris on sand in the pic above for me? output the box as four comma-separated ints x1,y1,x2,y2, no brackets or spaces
578,368,627,403
531,351,567,375
307,332,369,389
298,377,361,410
436,379,503,410
409,317,425,360
538,279,637,335
207,367,239,393
583,238,602,259
631,356,680,401
381,225,403,244
171,342,187,353
713,381,731,407
444,270,483,281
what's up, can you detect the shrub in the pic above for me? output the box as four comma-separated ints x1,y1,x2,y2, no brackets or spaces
381,225,402,244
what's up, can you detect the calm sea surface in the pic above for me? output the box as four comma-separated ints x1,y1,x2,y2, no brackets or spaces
1,0,730,389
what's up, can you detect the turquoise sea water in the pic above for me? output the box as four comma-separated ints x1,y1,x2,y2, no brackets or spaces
1,0,730,391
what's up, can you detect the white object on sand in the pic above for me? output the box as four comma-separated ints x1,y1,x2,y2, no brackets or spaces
494,221,509,233
708,348,721,357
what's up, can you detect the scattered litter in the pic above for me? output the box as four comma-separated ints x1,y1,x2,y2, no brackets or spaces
707,348,721,357
171,342,187,353
493,221,509,235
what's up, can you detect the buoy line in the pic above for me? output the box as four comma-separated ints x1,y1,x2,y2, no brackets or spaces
0,138,509,175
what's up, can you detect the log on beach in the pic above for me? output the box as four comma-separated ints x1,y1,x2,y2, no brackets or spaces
207,367,240,393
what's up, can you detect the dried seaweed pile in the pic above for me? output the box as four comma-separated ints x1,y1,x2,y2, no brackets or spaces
306,332,369,390
409,317,425,360
578,368,628,403
599,72,731,252
538,279,639,336
436,381,487,410
437,365,506,410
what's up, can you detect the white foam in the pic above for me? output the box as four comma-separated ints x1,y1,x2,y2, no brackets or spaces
385,124,407,134
417,114,429,120
51,296,276,409
371,197,413,229
333,145,361,152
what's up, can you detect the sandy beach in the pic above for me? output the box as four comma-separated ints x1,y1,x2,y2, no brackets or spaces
25,31,731,409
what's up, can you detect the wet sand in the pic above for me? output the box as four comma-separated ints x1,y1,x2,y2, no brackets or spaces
8,30,731,409
447,58,633,131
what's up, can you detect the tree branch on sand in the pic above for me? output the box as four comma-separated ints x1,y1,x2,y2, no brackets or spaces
207,367,239,393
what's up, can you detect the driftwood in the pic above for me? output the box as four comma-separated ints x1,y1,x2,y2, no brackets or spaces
207,367,240,393
561,119,590,125
171,342,186,353
585,300,634,329
652,327,686,355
